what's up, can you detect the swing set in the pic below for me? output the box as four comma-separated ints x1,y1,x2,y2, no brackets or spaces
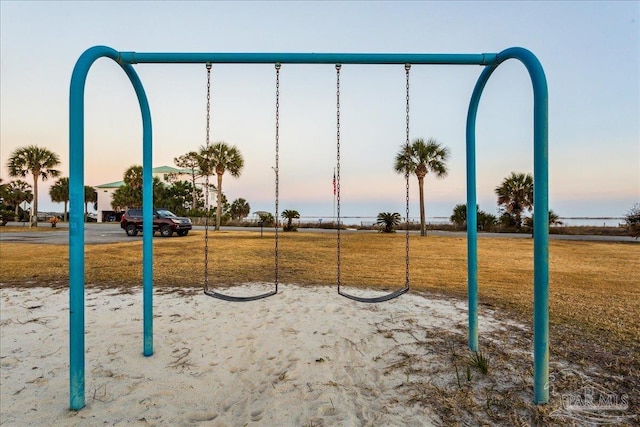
68,46,549,411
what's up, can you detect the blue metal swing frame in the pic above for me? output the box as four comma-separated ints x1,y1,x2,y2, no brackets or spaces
68,46,549,410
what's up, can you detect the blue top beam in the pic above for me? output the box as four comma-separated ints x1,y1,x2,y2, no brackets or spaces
118,52,498,66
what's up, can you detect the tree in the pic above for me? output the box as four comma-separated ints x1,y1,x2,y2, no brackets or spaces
624,203,640,239
281,209,300,231
6,145,61,226
112,165,143,209
394,138,450,236
495,172,533,231
2,180,33,220
450,203,498,231
49,177,69,222
450,204,467,228
376,212,402,233
478,211,498,231
111,165,166,211
230,198,251,221
123,165,143,190
199,142,244,231
0,178,6,225
174,151,204,210
257,212,275,227
112,185,139,211
84,186,97,219
524,209,563,237
164,181,201,215
548,210,563,226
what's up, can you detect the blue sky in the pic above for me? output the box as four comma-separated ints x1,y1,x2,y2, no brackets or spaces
1,1,638,219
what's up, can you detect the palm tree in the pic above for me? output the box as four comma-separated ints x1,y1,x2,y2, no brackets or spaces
394,138,450,236
257,212,275,227
495,172,533,231
548,210,563,226
6,145,61,226
478,211,498,231
281,209,300,231
49,177,69,222
450,203,498,231
84,186,97,220
230,198,251,221
123,165,143,190
113,164,144,210
524,209,563,236
376,212,402,233
199,142,244,230
450,203,468,229
3,180,33,220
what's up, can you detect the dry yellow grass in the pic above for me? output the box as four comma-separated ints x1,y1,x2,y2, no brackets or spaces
1,231,637,346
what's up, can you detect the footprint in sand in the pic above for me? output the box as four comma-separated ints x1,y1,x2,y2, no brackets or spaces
237,332,256,341
231,397,248,418
188,411,219,422
0,356,19,369
324,304,344,314
250,408,264,422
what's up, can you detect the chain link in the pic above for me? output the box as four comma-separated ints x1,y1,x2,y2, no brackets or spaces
405,64,411,287
335,64,342,288
204,63,212,292
274,63,281,288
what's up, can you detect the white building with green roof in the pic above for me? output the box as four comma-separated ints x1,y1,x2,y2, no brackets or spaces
95,166,192,222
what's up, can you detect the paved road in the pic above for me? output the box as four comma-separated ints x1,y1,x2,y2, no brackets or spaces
0,221,637,244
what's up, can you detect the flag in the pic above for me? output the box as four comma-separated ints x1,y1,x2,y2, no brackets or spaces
333,171,336,195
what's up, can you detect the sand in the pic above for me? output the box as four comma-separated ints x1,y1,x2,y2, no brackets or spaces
1,284,524,426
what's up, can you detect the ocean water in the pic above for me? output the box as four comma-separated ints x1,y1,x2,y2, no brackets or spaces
555,218,625,227
296,216,626,228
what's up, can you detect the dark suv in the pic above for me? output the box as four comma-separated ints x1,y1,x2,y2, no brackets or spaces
120,208,192,237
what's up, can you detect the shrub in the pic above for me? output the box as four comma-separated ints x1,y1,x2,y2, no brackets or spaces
376,212,401,233
450,204,497,231
625,203,640,239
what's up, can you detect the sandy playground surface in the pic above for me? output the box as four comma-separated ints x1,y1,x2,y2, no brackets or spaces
2,284,629,426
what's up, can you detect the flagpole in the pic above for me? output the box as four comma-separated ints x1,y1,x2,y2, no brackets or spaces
333,168,336,224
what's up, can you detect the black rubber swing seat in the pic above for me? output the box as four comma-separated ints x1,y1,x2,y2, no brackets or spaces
338,284,409,303
204,287,278,302
200,62,280,304
332,64,411,305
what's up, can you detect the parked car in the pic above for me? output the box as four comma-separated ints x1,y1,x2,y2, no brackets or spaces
120,208,192,237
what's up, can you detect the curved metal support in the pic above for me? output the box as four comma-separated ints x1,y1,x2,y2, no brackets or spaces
69,45,154,411
204,287,278,302
465,46,548,404
466,64,498,353
338,285,408,303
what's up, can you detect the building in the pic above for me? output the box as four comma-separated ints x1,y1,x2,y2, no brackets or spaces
95,166,192,222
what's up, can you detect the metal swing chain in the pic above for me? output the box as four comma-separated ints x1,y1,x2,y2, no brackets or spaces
404,64,411,287
204,63,212,292
274,63,281,288
335,64,342,288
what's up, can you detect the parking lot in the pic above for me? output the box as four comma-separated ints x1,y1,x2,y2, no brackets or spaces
0,222,132,245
